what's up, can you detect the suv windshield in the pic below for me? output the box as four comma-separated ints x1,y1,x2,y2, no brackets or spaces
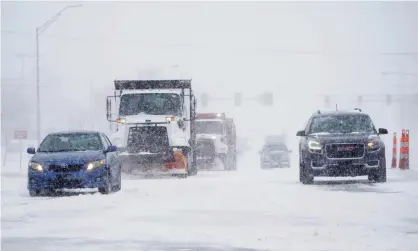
119,93,181,116
38,133,103,152
196,121,224,135
308,114,376,134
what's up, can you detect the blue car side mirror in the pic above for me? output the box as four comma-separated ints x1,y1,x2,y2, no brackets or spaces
106,145,117,152
27,147,36,154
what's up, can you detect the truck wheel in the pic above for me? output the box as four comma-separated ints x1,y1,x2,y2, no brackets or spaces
230,155,237,171
187,150,198,176
220,154,229,171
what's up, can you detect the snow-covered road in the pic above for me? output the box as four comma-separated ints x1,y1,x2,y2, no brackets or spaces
2,152,418,251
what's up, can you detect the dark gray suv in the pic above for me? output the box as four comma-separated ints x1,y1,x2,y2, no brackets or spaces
296,110,388,184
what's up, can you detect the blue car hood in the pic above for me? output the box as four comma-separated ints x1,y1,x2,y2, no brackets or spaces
31,151,105,165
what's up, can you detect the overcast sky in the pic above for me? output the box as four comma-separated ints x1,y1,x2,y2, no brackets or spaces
2,1,418,148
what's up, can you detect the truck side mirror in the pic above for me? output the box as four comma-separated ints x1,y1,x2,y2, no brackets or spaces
177,119,185,129
106,98,112,121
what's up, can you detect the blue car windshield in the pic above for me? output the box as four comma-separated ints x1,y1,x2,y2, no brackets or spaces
38,133,103,152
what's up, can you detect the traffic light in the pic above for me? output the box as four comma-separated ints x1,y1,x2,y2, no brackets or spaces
234,92,242,106
258,92,273,106
201,93,209,107
357,95,363,106
386,95,392,106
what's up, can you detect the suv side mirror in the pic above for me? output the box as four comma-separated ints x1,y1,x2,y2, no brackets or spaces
296,130,306,136
378,128,388,135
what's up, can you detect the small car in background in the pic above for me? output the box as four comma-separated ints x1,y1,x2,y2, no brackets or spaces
27,130,121,196
259,142,292,169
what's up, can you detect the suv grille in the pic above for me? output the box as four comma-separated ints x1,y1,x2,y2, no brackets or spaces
325,144,365,159
48,164,83,173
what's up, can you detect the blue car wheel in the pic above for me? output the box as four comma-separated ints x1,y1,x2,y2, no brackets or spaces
112,165,122,192
99,168,112,194
29,189,41,197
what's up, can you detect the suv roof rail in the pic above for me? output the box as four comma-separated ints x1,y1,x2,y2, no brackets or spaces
354,108,362,112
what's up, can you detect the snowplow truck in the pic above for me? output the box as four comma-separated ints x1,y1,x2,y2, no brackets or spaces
106,79,198,177
195,113,237,171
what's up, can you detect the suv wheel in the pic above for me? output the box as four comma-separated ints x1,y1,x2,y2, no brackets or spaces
300,163,314,184
369,158,387,183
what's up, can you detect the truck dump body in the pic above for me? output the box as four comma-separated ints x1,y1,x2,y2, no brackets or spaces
114,80,191,90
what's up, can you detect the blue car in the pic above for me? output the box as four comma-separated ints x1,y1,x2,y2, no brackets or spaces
27,130,121,196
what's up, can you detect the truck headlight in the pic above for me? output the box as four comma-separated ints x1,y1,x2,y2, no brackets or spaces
86,159,106,171
166,116,175,122
308,140,322,152
367,140,380,151
29,162,43,172
116,118,126,124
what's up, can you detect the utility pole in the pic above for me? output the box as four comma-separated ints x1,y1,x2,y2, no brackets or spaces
35,4,83,145
36,29,40,144
90,78,94,129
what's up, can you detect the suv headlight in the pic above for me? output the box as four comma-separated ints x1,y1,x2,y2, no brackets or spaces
29,162,43,172
308,139,322,152
86,159,106,171
367,140,381,151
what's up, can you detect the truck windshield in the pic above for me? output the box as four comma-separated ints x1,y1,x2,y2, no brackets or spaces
119,93,181,116
309,114,376,134
196,121,224,135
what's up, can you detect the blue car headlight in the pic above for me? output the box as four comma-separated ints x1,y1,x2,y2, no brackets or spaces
29,162,43,172
86,160,106,171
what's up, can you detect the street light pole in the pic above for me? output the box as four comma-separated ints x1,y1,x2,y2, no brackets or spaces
36,28,40,145
35,4,82,145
